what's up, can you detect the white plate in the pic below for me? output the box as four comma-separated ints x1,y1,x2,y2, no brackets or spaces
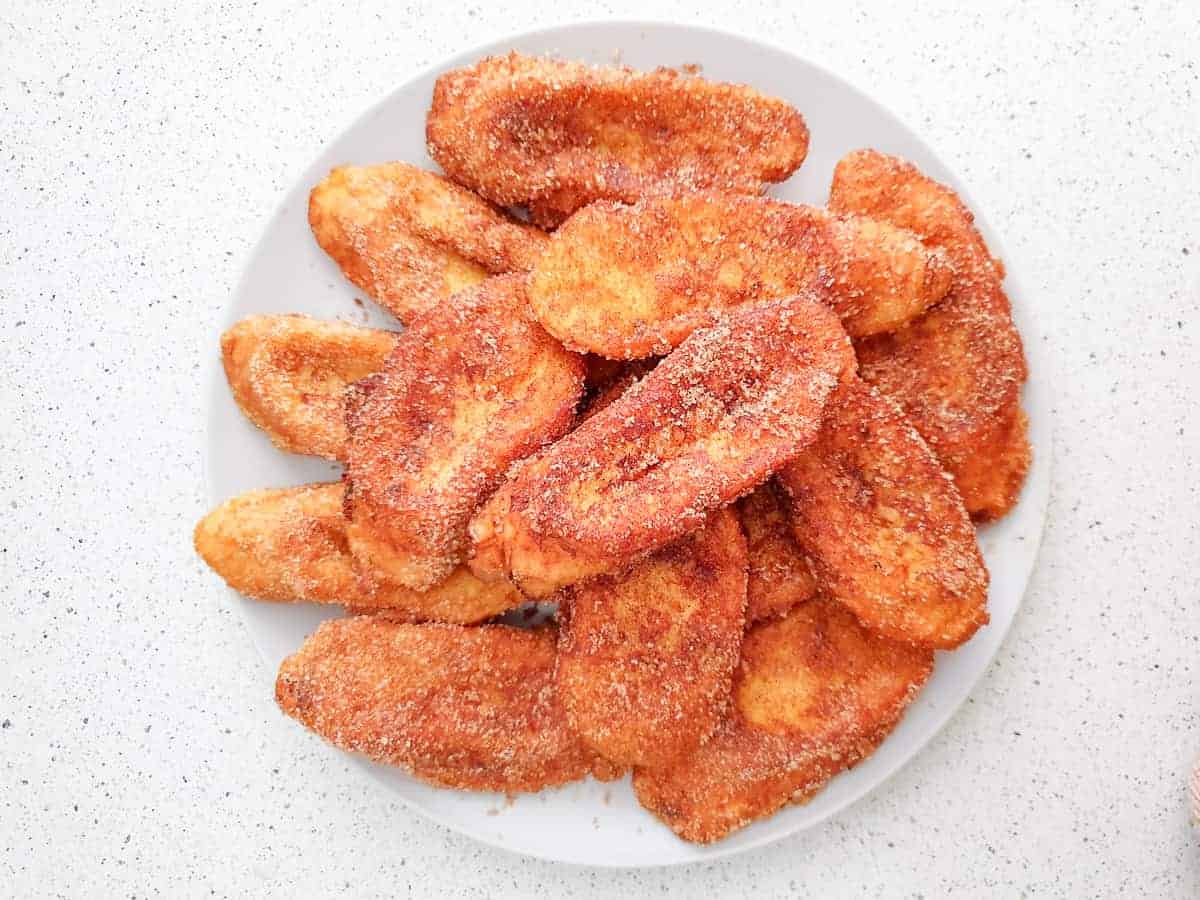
205,20,1052,867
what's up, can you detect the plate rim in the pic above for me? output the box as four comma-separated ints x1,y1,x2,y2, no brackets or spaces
203,17,1055,868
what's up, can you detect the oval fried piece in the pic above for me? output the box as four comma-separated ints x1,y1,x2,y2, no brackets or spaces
426,53,810,228
221,315,398,460
308,163,547,323
527,194,954,358
632,597,933,843
556,508,748,769
345,275,585,591
193,483,524,622
829,149,1030,520
276,619,622,792
468,293,855,597
776,379,989,649
737,482,818,624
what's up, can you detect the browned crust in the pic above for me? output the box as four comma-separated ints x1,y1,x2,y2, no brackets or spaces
308,162,547,323
829,149,1031,520
276,619,623,792
220,315,398,460
776,378,989,649
426,53,809,227
467,292,856,597
192,483,524,621
632,597,933,843
736,482,819,624
527,193,954,358
344,275,585,591
555,508,748,768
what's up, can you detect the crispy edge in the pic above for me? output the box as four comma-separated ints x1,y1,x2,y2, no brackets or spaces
276,619,623,792
829,149,1031,520
467,292,856,597
527,194,953,358
632,597,934,843
221,315,398,460
426,53,809,225
776,378,989,649
555,507,748,768
344,275,586,590
308,162,547,323
736,482,819,624
193,483,524,622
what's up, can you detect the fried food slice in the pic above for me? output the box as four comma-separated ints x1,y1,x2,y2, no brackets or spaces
737,482,818,624
221,315,398,460
308,163,547,323
276,619,621,792
776,378,988,649
632,597,933,843
193,483,524,622
468,293,855,597
527,194,954,358
426,53,810,228
345,275,585,591
829,149,1030,520
556,507,748,769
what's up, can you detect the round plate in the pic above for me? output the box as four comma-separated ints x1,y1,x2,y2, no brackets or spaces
205,20,1052,867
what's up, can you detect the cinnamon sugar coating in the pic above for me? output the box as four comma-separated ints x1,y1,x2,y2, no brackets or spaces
221,315,398,460
468,292,855,597
426,53,809,227
277,619,622,792
829,149,1030,520
777,379,989,649
632,597,933,842
737,482,819,624
344,275,585,590
192,483,523,621
309,162,547,323
527,193,954,359
556,507,748,769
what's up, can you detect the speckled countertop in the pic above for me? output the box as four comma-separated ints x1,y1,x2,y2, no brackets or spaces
2,1,1198,896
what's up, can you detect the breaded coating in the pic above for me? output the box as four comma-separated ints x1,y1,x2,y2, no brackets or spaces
426,53,809,228
276,619,622,792
829,149,1030,520
737,483,818,624
221,315,398,460
344,275,585,591
556,508,748,769
193,483,524,621
308,163,547,323
632,597,933,843
468,293,855,597
776,379,989,649
527,194,953,358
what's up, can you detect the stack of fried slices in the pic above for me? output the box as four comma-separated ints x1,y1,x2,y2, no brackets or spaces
196,52,1030,844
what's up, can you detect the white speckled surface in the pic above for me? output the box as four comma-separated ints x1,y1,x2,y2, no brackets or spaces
2,1,1198,896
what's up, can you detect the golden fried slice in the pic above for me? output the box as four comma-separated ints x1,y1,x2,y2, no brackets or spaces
556,508,747,769
308,163,547,323
633,597,933,843
829,149,1030,520
426,53,809,228
468,292,855,597
345,275,585,591
737,482,818,624
276,619,622,792
776,379,988,649
527,194,954,358
221,315,398,460
193,483,524,622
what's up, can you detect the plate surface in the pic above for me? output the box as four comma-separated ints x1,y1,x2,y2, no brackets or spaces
205,20,1052,867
